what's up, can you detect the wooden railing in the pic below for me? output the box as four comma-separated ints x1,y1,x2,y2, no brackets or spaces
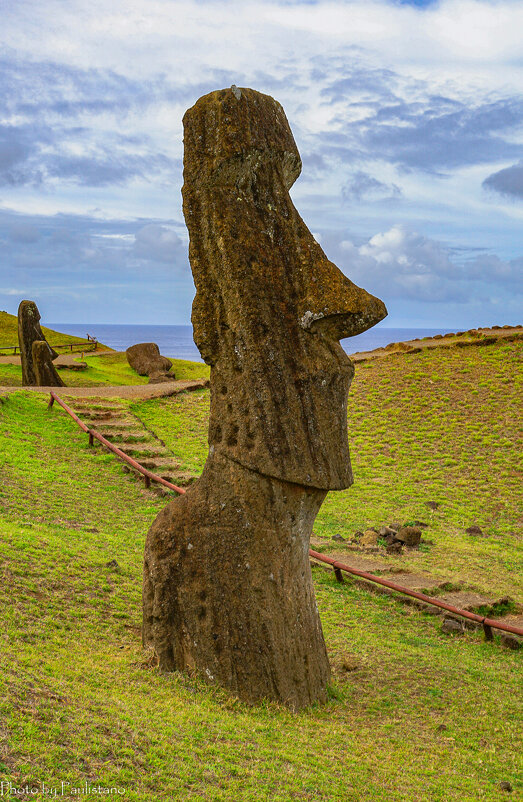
49,390,523,643
0,339,97,356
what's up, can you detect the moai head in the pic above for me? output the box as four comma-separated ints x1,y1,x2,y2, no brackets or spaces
182,87,387,489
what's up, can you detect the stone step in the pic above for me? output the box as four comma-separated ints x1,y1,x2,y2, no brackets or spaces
73,402,128,412
438,591,507,615
153,471,198,487
79,411,129,421
116,443,169,458
139,457,182,469
99,431,152,443
91,419,141,429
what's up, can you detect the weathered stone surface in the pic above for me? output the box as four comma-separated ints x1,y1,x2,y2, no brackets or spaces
396,526,422,547
143,86,386,708
441,616,465,635
361,529,379,547
18,300,58,386
126,343,173,377
32,341,65,387
147,370,176,384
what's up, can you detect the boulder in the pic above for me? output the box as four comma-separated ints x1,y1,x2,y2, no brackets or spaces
126,342,173,377
395,526,422,547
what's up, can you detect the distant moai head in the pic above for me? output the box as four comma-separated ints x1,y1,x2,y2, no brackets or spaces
182,87,387,489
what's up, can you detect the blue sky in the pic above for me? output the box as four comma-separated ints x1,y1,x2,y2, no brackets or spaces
0,0,521,328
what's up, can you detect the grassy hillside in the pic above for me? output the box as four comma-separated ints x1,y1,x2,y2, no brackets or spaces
0,349,209,387
132,339,523,596
0,390,521,800
0,310,94,351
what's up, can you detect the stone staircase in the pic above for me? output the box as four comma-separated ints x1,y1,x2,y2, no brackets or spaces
67,397,198,494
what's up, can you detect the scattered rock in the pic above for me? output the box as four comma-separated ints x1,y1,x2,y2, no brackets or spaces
352,531,365,542
499,781,513,793
436,724,448,733
425,501,440,510
67,361,88,371
85,527,99,533
361,529,379,547
413,520,429,529
106,559,119,569
441,616,464,635
500,633,521,651
331,534,345,542
465,525,485,536
148,371,176,384
388,522,401,531
378,525,397,537
395,526,422,547
386,542,403,555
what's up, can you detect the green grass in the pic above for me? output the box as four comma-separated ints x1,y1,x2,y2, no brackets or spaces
0,350,209,387
0,310,99,352
0,341,522,800
133,340,523,597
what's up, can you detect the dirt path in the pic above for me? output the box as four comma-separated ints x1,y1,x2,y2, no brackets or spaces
0,378,209,400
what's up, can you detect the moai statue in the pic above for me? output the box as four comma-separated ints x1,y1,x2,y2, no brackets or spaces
18,300,58,386
32,341,65,387
143,87,387,708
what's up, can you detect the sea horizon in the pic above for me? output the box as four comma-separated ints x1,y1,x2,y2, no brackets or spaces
49,322,457,362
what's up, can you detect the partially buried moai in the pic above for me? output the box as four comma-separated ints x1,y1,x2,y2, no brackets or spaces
143,87,387,708
18,300,59,386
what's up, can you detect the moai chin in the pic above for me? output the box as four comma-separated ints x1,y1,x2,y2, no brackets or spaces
143,87,387,708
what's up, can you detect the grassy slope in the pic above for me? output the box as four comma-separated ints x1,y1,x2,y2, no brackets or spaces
0,350,210,387
0,310,94,350
132,340,523,596
0,342,521,800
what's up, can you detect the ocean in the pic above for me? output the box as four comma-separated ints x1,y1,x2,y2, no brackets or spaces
50,323,455,362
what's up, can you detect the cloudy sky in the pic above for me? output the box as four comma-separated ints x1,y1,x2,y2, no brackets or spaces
1,0,522,329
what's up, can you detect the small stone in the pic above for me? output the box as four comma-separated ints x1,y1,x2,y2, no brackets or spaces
466,525,485,536
379,525,396,537
360,529,378,547
395,526,422,547
500,633,521,651
499,781,513,793
331,533,345,542
388,522,401,531
67,361,88,371
413,520,429,529
352,531,364,541
436,724,448,733
425,501,439,510
106,559,119,569
441,616,464,635
386,542,403,555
